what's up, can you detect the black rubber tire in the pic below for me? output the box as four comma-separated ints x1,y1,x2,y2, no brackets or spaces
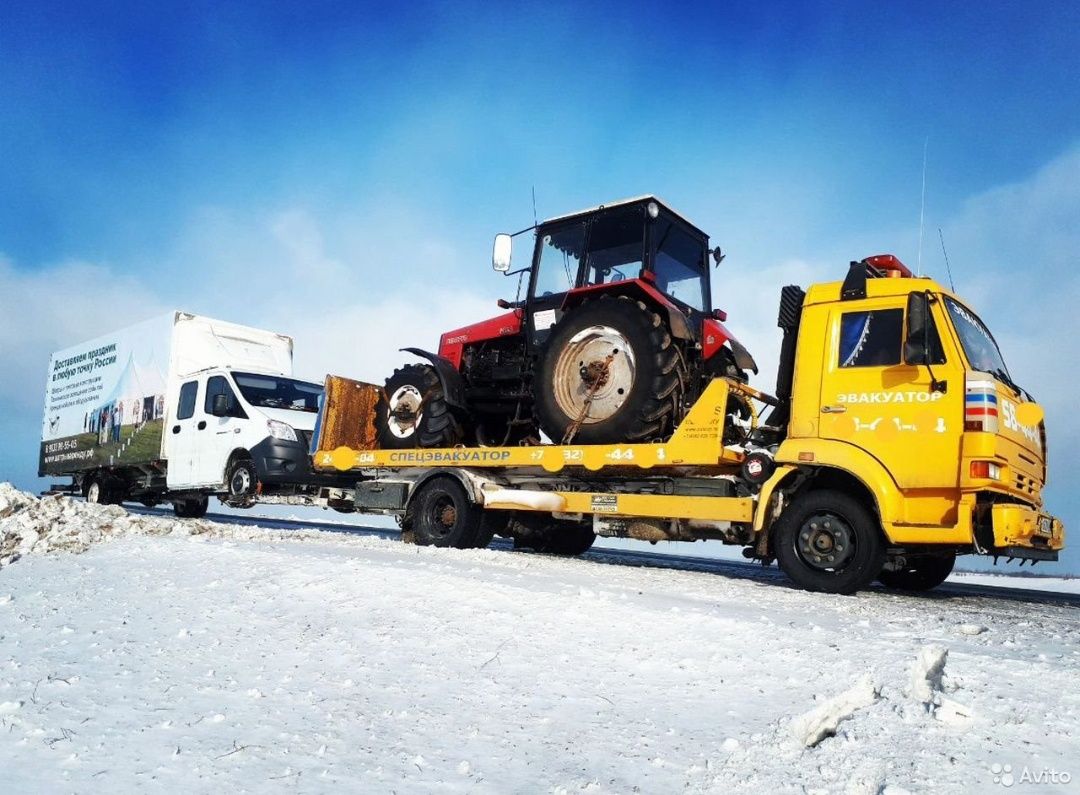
86,475,122,506
534,296,685,444
773,489,886,594
85,477,106,505
878,553,956,591
405,476,488,549
225,457,258,507
173,495,209,519
534,523,597,556
376,363,465,449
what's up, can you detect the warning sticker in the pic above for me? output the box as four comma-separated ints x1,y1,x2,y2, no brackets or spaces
591,494,618,513
533,309,557,330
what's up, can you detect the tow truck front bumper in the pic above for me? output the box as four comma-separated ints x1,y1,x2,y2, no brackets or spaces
988,503,1064,561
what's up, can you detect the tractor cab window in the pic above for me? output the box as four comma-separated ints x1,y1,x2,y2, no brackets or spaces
839,309,904,367
651,217,707,311
583,206,645,286
533,223,585,297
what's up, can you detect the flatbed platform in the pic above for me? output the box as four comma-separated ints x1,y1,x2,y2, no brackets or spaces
312,377,767,474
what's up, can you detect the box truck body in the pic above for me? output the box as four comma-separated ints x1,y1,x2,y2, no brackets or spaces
40,312,329,515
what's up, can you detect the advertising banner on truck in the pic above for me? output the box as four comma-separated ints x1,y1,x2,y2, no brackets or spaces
39,313,175,477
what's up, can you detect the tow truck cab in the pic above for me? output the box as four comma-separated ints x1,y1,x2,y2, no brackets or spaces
774,256,1063,561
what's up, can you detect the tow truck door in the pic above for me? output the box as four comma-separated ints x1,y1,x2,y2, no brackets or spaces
817,297,963,490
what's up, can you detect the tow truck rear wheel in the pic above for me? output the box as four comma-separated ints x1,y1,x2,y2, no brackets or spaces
773,490,886,594
405,476,491,549
878,553,955,592
173,495,209,519
535,523,596,556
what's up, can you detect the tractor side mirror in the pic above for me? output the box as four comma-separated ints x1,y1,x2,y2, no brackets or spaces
711,246,725,267
493,233,512,273
211,393,229,417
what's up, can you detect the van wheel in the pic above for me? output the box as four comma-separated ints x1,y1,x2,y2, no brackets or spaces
879,553,956,591
86,478,105,505
86,476,121,506
173,496,209,519
773,490,886,594
405,476,487,549
225,457,258,507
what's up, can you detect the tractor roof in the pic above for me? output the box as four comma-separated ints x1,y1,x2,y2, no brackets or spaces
541,195,708,238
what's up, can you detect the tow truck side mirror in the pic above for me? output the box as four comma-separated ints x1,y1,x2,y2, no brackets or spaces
904,292,928,365
493,233,512,273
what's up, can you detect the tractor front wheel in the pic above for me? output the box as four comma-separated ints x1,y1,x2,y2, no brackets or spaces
376,363,465,449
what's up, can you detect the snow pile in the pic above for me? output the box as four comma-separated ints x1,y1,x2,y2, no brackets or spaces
790,674,880,747
0,484,336,568
0,484,185,566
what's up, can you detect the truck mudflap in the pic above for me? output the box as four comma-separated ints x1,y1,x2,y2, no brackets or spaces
988,503,1064,560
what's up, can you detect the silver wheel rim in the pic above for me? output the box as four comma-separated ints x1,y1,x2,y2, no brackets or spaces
552,325,636,424
231,467,252,496
387,384,424,439
87,482,100,503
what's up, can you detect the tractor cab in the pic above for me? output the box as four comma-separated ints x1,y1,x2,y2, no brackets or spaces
494,196,718,349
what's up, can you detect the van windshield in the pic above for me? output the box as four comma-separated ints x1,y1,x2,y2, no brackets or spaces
231,372,322,412
944,298,1011,379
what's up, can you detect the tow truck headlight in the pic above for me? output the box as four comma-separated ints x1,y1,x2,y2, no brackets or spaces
267,419,298,442
970,461,1001,480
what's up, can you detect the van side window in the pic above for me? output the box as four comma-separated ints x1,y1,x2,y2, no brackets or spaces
177,381,198,420
839,309,903,367
205,375,247,418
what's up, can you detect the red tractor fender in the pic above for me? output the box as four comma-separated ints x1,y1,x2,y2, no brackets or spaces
400,347,469,410
562,279,757,373
561,278,695,340
702,317,758,374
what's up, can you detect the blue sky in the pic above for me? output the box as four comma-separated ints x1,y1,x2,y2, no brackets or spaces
2,1,1078,572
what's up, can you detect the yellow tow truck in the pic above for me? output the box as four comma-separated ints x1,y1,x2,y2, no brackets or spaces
310,254,1063,594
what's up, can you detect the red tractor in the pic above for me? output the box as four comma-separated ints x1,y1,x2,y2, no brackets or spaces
377,196,758,448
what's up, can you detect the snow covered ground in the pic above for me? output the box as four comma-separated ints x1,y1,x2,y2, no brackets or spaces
948,571,1080,595
1,485,1078,793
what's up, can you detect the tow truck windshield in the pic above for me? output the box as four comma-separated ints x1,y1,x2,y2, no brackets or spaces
232,372,322,412
945,298,1013,383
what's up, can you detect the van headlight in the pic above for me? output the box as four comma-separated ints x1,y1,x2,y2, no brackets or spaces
267,419,298,442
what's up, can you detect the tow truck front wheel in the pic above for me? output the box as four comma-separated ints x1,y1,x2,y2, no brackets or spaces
774,490,886,594
878,553,955,592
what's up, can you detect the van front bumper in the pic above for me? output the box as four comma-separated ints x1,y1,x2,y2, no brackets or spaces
989,503,1064,560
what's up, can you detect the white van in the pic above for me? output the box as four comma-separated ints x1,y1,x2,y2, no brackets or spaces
40,312,340,517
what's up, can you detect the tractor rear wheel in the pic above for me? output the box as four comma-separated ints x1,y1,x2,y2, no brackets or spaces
533,296,686,444
376,363,465,449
